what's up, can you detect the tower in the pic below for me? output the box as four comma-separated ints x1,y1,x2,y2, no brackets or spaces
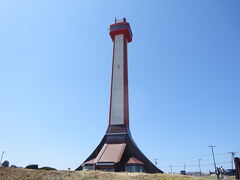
76,18,163,173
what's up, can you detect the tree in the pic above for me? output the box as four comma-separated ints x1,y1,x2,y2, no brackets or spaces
2,160,9,167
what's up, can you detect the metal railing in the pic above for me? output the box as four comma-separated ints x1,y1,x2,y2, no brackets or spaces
115,17,126,23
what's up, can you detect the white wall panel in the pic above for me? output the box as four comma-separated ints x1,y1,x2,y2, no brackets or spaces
110,34,124,125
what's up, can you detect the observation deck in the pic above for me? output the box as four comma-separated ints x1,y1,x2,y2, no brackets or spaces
109,18,133,42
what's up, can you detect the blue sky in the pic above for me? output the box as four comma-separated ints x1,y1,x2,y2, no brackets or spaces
0,0,239,173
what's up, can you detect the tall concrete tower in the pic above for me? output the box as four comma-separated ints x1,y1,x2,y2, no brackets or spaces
76,18,162,173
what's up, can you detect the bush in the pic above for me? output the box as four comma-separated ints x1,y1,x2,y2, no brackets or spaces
2,161,9,167
25,164,38,169
39,166,57,170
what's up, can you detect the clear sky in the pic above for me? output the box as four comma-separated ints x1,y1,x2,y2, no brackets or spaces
0,0,239,173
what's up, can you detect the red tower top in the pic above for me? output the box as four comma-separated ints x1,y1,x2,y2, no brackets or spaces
109,18,133,42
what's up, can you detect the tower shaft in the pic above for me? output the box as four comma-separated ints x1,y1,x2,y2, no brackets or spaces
109,34,129,126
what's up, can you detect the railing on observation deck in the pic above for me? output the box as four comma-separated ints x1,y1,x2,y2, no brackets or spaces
115,17,126,23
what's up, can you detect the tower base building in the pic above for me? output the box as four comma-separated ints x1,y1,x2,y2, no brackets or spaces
76,18,163,173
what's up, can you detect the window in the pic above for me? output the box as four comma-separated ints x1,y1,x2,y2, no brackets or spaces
125,165,145,172
110,24,130,31
83,165,94,171
99,168,114,172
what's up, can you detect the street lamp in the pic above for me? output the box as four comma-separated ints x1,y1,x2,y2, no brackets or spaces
0,151,6,166
154,158,158,167
209,145,219,180
198,159,202,176
228,152,236,169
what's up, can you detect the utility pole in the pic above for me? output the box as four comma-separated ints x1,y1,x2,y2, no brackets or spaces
209,145,219,180
170,164,173,174
228,152,236,169
0,151,6,166
198,159,202,176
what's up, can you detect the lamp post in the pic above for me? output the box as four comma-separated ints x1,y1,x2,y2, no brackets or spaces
228,152,236,169
198,159,202,176
0,151,6,166
155,158,158,167
209,146,219,180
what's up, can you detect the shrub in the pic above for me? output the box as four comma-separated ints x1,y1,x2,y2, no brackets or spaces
39,166,57,170
25,164,38,169
2,161,9,167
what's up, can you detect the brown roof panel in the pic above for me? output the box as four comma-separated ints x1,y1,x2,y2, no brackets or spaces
84,158,95,165
95,143,108,163
127,157,144,165
97,143,126,163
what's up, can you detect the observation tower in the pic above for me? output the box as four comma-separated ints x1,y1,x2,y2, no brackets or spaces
76,18,163,173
